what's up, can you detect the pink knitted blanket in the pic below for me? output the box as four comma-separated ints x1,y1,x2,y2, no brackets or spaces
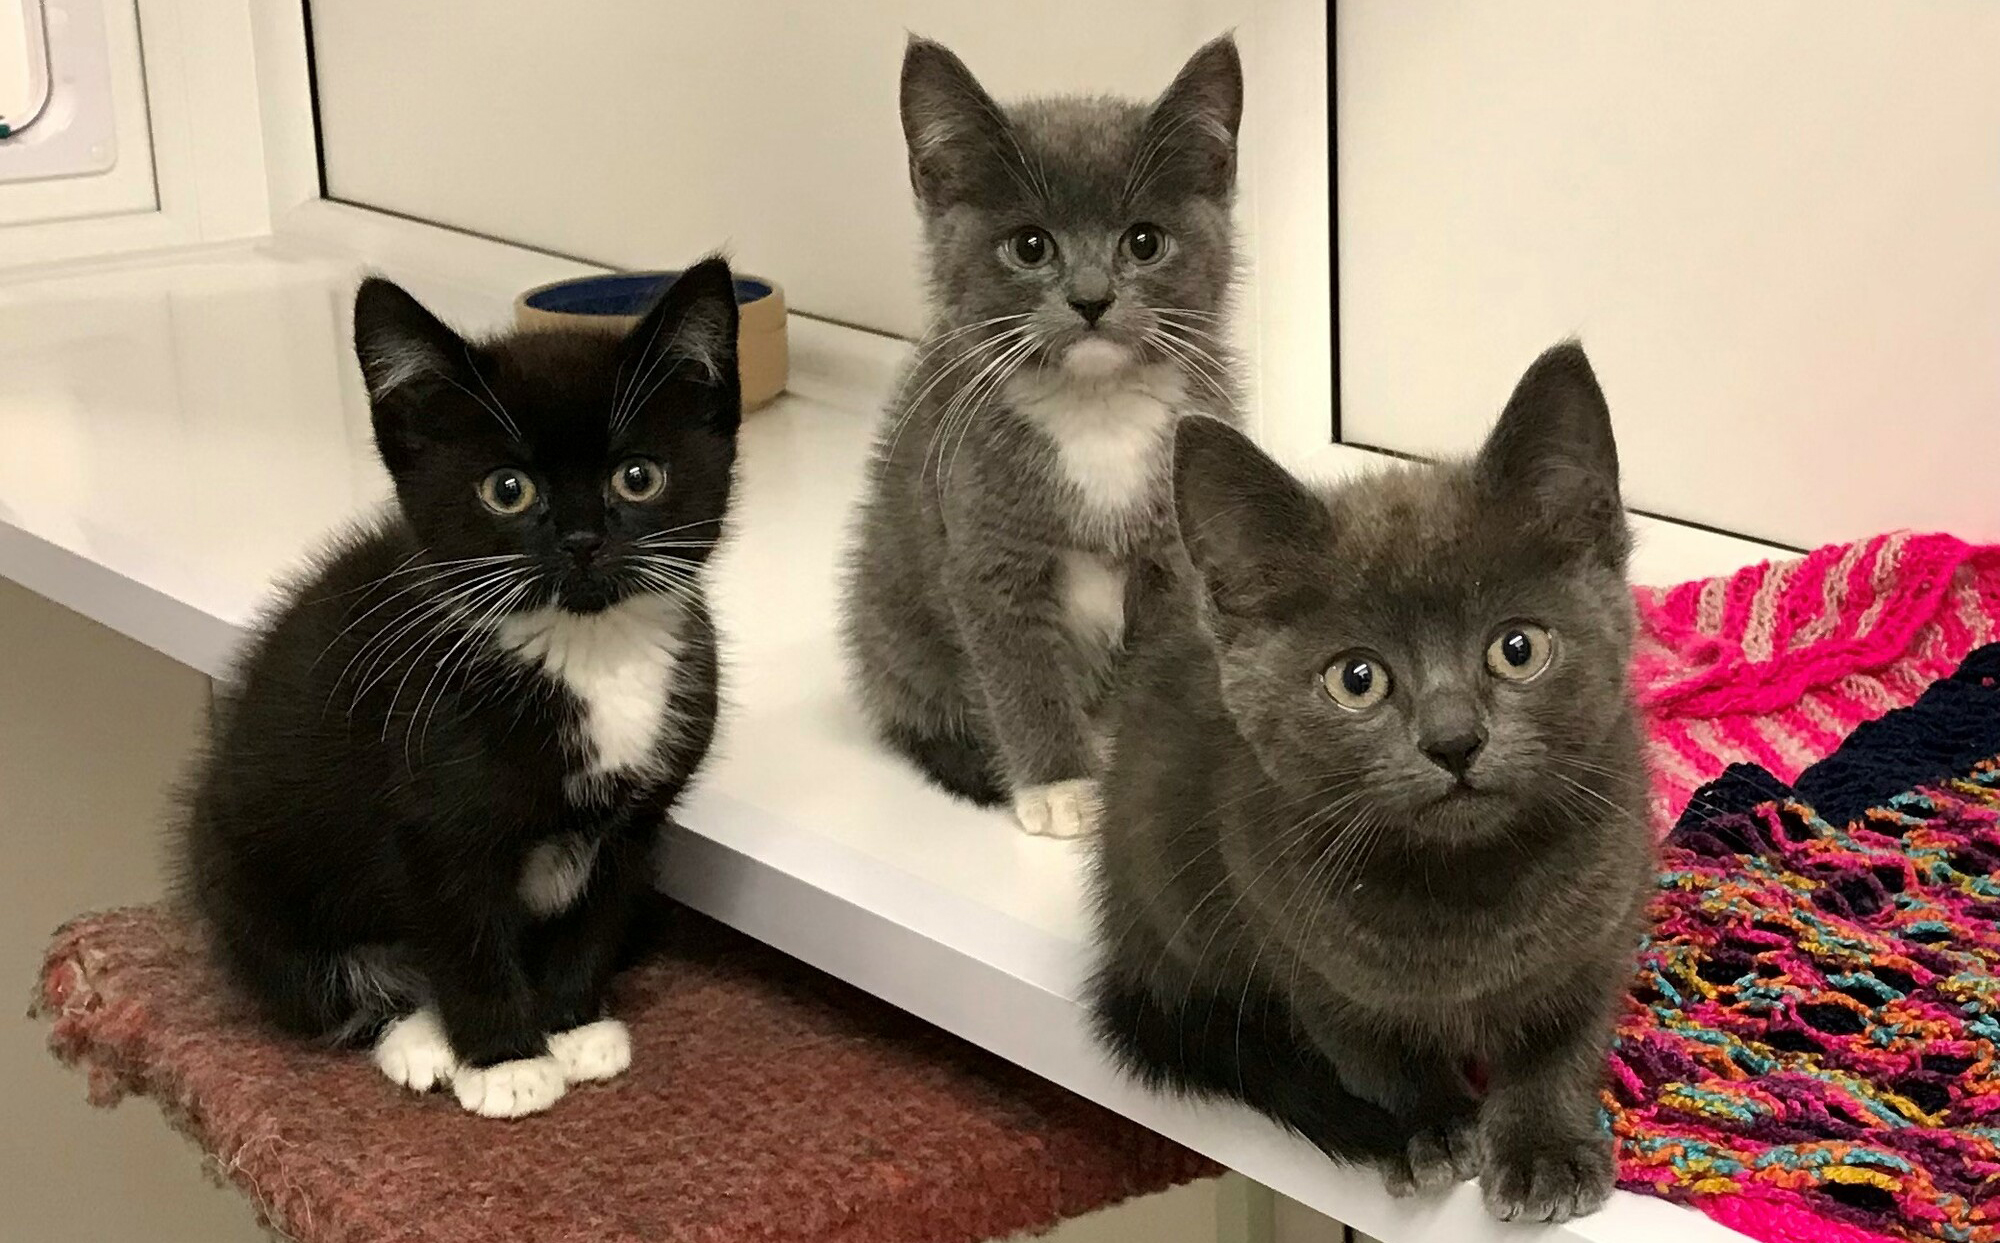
1636,531,2000,833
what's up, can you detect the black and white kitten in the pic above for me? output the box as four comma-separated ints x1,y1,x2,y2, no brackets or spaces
1089,345,1653,1222
180,260,741,1118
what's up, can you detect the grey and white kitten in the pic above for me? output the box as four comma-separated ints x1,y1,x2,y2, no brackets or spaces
841,35,1243,837
1089,345,1653,1223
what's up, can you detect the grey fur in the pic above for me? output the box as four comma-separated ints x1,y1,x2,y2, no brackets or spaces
1089,344,1653,1223
842,34,1245,818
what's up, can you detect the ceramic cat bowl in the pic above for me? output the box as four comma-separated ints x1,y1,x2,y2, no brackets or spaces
514,271,787,411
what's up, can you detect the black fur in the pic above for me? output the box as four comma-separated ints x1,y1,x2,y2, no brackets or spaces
179,261,740,1074
885,722,1009,806
1089,975,1413,1163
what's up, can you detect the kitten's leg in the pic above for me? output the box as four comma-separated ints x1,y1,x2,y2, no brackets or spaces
845,543,1008,806
1012,777,1101,839
1478,1000,1620,1223
944,554,1100,837
1112,553,1183,657
405,872,566,1119
1091,972,1410,1163
1398,1098,1482,1196
1312,1031,1480,1196
545,1018,632,1085
530,835,649,1085
372,1006,457,1092
884,720,1009,806
1382,1071,1481,1197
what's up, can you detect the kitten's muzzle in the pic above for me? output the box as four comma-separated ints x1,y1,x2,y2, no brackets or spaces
561,530,606,566
554,533,615,613
1417,696,1487,780
1422,730,1485,780
1068,296,1114,327
555,575,615,614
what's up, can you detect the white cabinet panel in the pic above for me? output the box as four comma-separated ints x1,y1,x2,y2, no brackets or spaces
0,0,152,224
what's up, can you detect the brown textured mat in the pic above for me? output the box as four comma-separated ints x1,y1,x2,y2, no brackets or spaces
32,903,1213,1243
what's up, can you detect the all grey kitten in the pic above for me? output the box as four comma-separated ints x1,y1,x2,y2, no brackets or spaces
1089,345,1653,1223
841,35,1243,837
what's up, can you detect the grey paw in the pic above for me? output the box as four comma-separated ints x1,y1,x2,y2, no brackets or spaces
1480,1135,1616,1224
1380,1117,1480,1198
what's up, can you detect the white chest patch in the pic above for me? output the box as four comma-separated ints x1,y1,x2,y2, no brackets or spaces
1008,364,1185,530
1058,549,1126,647
494,593,681,795
518,833,601,918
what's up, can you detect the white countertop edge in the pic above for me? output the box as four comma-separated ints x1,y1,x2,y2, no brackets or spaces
0,221,1776,1242
0,520,243,678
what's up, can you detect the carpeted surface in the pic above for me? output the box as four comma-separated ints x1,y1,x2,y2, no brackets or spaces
1636,531,2000,832
1613,642,2000,1243
32,903,1215,1243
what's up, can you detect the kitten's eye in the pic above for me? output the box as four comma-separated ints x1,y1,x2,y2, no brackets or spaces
1486,624,1554,682
1122,223,1167,264
1322,653,1391,711
477,469,536,516
612,458,666,503
1004,228,1056,269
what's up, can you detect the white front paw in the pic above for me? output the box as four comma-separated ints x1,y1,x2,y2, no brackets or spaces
548,1018,632,1084
1013,778,1101,838
372,1008,457,1093
452,1055,567,1119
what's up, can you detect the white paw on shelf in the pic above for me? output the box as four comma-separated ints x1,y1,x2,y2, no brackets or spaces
548,1018,632,1084
371,1007,457,1093
451,1054,567,1119
1012,778,1101,838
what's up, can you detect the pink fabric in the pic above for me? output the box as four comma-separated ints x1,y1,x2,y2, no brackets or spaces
1635,531,2000,831
1625,531,2000,1243
1699,1193,1908,1243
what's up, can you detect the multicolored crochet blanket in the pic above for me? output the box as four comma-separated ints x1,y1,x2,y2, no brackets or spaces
1635,531,2000,833
1612,640,2000,1243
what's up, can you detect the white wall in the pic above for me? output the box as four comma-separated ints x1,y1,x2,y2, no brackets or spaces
312,1,1232,335
1338,0,2000,548
1238,0,1334,467
307,1,1332,452
1,579,268,1243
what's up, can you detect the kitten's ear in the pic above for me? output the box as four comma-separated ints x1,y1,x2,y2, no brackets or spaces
1475,341,1630,567
901,36,1009,210
619,257,741,436
353,277,469,407
1174,416,1328,620
353,277,480,473
1142,35,1243,199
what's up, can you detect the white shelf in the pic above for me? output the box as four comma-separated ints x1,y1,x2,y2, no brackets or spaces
0,222,1783,1243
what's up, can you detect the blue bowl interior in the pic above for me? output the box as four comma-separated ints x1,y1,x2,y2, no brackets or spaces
523,272,773,318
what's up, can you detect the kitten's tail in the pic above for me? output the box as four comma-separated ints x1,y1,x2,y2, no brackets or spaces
1087,969,1409,1164
208,926,425,1046
884,722,1009,807
179,834,424,1044
323,946,428,1044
